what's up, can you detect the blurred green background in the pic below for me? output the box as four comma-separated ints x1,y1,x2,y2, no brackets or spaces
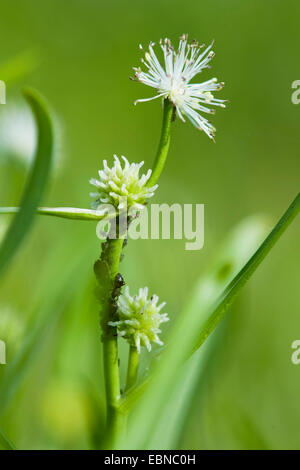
0,0,299,450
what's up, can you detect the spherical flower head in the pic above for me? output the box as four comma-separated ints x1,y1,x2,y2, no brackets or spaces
108,286,169,353
90,155,158,212
132,34,226,140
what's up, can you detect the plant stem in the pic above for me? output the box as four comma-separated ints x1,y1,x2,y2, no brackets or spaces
102,337,126,447
147,99,173,187
125,346,139,391
99,99,173,447
100,236,125,447
0,206,115,221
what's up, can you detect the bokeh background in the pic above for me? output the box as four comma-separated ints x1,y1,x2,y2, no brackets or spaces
0,0,299,450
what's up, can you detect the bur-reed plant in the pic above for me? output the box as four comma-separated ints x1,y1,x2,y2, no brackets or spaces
0,35,299,450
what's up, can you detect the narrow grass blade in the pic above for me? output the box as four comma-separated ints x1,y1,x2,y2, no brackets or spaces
0,88,53,278
0,207,108,221
192,192,300,352
124,193,299,449
0,427,16,450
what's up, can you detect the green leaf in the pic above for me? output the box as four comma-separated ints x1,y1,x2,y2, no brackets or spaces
123,193,300,449
0,427,16,450
0,88,53,279
0,206,108,221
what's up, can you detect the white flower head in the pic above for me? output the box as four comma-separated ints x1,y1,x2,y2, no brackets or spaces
90,155,158,212
108,286,169,353
132,34,226,140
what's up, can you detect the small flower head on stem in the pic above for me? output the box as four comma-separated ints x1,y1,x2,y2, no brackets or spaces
109,286,169,353
90,155,158,212
132,34,226,140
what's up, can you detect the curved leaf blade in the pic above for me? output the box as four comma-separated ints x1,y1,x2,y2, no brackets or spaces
0,88,53,278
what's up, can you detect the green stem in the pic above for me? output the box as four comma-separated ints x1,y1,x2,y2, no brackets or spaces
125,346,139,391
98,98,173,446
147,99,173,187
102,338,127,447
0,206,113,221
100,236,125,448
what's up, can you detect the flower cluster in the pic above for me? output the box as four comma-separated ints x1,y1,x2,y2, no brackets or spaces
108,286,169,353
90,155,158,212
132,34,226,140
